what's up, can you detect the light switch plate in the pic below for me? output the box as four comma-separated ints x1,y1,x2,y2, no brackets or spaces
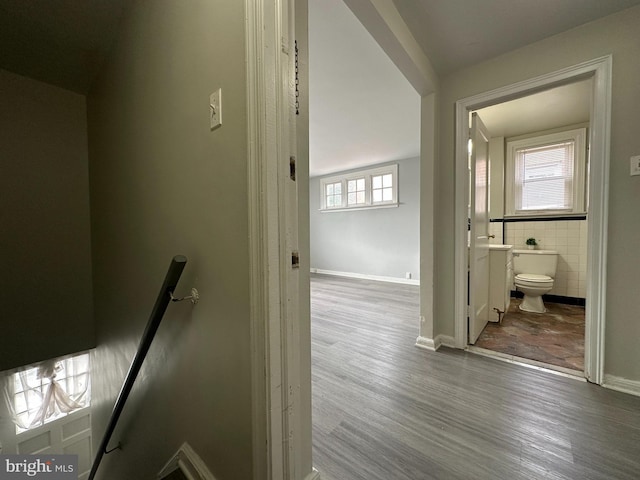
631,155,640,176
209,88,222,130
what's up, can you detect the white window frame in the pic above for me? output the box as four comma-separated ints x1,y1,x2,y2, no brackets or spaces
319,164,398,212
505,128,586,217
8,353,91,435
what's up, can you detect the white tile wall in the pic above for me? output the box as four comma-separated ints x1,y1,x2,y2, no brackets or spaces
505,219,587,298
489,222,504,244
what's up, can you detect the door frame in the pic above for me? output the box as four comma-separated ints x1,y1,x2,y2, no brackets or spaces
246,0,316,479
453,56,612,385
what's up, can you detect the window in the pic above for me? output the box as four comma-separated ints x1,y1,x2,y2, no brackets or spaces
7,353,91,433
320,164,398,211
505,128,586,217
347,178,366,206
325,181,342,208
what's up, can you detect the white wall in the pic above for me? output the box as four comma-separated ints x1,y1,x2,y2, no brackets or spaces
310,157,420,281
87,1,255,478
0,69,94,372
435,6,640,382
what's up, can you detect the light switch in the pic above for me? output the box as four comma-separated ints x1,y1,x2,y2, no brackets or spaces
209,88,222,130
631,155,640,176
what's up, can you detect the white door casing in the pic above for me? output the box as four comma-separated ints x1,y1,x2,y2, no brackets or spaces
246,0,313,479
454,56,612,384
468,112,491,344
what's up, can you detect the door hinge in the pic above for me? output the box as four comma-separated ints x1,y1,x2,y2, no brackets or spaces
291,251,300,268
290,156,296,181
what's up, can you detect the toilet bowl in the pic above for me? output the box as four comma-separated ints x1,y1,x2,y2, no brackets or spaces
512,250,558,313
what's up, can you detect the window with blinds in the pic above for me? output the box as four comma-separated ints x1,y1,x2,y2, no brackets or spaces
506,128,586,216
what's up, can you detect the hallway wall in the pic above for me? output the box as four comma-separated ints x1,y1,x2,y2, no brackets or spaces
0,69,94,371
87,1,253,478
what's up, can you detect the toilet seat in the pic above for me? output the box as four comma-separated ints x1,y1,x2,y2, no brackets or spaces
514,273,553,288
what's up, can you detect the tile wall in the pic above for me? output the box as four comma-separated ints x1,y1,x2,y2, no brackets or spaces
494,219,587,299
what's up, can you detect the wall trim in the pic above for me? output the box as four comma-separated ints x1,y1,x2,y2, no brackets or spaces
158,442,217,480
415,334,456,351
305,468,321,480
415,336,438,351
311,268,420,285
603,375,640,397
454,56,611,386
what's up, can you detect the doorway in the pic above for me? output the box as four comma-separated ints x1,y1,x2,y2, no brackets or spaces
467,80,591,374
454,57,612,384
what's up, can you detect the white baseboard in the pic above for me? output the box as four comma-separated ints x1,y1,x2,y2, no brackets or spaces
603,374,640,397
305,468,321,480
415,334,456,351
310,268,420,285
436,335,456,349
415,336,438,351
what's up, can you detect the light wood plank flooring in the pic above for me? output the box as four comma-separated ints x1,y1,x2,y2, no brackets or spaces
311,274,640,480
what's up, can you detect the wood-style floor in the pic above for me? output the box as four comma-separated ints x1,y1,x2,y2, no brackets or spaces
311,274,640,480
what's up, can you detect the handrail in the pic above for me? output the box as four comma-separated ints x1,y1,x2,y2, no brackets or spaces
88,255,188,480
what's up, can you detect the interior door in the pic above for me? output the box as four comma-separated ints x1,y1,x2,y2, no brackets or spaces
468,112,491,344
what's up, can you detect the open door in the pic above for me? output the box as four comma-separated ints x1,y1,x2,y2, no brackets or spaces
468,112,491,344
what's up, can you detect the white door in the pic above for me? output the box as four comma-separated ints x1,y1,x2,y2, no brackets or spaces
468,112,491,344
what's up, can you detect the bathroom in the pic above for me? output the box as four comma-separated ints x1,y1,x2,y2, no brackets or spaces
471,78,590,374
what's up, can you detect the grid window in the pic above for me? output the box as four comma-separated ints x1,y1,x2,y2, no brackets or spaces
11,353,91,433
319,164,398,211
325,181,342,208
347,178,366,205
372,173,394,203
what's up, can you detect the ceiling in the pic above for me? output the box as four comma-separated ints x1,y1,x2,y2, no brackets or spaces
0,0,128,93
309,0,420,177
475,79,592,139
1,0,639,174
392,0,640,75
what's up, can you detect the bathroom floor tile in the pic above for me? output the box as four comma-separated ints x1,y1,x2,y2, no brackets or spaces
475,299,585,371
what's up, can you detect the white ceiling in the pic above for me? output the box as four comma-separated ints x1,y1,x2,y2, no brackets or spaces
392,0,640,75
309,0,420,177
475,79,593,139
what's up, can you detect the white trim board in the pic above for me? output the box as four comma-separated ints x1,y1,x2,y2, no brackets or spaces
311,268,420,286
603,375,640,397
415,335,456,351
305,468,321,480
454,56,611,386
158,443,217,480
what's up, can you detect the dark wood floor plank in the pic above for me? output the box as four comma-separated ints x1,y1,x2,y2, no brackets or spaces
311,274,640,480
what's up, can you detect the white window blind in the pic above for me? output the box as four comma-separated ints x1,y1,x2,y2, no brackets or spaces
515,141,574,212
505,128,586,217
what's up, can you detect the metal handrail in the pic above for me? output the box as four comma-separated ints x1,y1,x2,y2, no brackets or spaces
88,255,188,480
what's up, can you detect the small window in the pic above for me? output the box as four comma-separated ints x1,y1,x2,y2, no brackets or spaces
372,173,394,203
347,178,366,206
319,164,398,211
324,181,342,209
506,128,586,217
9,353,91,433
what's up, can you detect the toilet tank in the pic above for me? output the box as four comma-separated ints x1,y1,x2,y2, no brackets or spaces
512,249,558,277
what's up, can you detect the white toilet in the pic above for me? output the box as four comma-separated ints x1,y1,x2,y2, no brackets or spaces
512,249,558,313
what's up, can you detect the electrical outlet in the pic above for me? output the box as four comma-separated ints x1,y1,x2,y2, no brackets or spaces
209,88,222,130
631,155,640,176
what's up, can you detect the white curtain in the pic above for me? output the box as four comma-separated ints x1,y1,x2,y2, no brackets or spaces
3,354,90,431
